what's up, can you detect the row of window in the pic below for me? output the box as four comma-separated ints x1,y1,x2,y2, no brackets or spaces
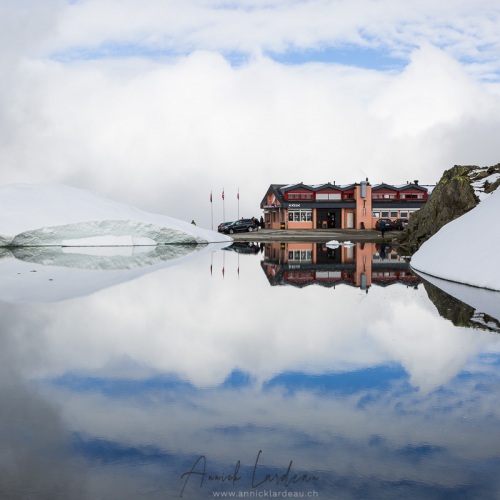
288,193,313,200
372,210,415,219
287,208,417,220
289,250,313,262
372,193,424,199
288,209,313,222
287,192,424,201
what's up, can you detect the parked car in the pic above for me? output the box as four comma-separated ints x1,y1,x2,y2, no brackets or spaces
392,218,409,230
375,218,394,231
219,218,259,234
223,242,261,254
217,221,234,233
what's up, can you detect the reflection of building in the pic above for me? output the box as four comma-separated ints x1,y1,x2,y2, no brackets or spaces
261,242,420,290
260,181,428,230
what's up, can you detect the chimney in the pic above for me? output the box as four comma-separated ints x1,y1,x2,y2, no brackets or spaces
414,180,419,185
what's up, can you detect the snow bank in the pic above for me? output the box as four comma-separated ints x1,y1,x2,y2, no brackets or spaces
0,184,232,246
411,188,500,291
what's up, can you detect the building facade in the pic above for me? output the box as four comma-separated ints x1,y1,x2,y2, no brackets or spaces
260,181,428,230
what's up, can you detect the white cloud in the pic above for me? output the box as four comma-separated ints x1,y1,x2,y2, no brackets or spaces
1,1,500,227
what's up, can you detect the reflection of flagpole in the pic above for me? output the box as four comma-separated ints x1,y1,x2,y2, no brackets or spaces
237,187,239,220
222,251,225,279
210,191,213,230
210,251,213,276
237,252,240,279
222,188,225,222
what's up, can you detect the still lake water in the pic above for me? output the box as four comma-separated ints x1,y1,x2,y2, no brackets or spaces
1,241,499,500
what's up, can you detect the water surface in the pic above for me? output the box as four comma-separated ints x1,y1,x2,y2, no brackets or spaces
1,242,499,499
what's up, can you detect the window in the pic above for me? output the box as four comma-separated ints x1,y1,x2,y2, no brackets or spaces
390,211,398,218
381,211,389,217
316,192,341,201
288,210,312,222
400,211,408,217
288,250,312,262
372,212,380,218
288,192,312,200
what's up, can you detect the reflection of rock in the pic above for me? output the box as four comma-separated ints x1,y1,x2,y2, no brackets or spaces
423,281,475,326
398,164,500,253
422,279,500,333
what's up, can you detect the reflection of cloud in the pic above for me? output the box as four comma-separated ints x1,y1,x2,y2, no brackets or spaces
366,302,492,393
2,250,500,497
2,251,497,396
0,331,87,498
36,365,500,495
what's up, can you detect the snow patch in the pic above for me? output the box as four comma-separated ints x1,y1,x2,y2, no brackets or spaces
411,188,500,291
0,184,232,246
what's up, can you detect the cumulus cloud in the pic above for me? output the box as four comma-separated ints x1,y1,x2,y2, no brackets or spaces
1,1,500,227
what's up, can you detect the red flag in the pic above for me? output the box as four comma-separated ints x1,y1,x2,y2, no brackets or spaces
222,189,225,200
237,190,239,200
210,191,212,203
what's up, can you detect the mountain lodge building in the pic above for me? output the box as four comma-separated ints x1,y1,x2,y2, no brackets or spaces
260,180,428,230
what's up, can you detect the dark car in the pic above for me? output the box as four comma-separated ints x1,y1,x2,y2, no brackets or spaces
219,219,259,234
375,218,394,231
392,218,409,230
217,221,234,233
223,242,260,254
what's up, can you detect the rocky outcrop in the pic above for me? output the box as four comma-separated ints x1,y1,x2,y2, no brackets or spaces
397,163,500,254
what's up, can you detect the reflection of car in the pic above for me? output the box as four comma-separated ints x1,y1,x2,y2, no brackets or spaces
218,221,234,233
219,219,259,234
392,218,409,230
375,218,394,230
223,242,261,254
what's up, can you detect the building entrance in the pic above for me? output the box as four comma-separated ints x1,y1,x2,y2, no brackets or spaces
316,208,341,229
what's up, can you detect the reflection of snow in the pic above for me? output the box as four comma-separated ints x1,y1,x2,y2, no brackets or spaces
326,239,340,248
0,243,228,303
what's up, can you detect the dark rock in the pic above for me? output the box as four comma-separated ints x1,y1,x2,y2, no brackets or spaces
397,164,500,254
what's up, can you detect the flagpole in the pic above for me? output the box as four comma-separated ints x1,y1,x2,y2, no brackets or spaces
237,187,239,220
210,191,213,230
222,188,225,222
